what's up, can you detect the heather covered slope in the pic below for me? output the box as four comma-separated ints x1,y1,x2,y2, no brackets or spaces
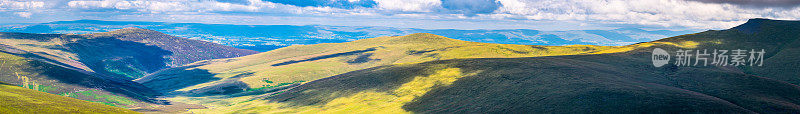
0,82,137,114
85,28,259,67
195,19,800,113
0,28,257,80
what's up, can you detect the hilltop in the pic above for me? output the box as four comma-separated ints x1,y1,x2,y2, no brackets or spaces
185,18,800,113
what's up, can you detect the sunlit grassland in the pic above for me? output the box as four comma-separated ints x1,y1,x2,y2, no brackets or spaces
59,90,137,108
190,66,474,114
141,33,703,111
0,83,137,114
191,33,697,89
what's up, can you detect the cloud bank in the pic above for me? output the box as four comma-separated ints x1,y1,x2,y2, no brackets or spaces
1,0,800,30
688,0,800,8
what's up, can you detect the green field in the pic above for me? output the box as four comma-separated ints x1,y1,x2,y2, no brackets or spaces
0,82,138,114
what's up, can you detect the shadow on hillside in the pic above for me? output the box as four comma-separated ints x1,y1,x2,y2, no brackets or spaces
269,50,800,113
0,32,64,42
63,37,173,80
271,47,377,66
267,30,800,113
0,57,165,104
263,19,800,113
179,72,255,96
346,53,381,64
138,66,220,94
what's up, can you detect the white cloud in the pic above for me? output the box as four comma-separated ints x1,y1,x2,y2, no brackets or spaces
0,0,44,10
66,0,304,13
374,0,441,12
488,0,800,29
14,11,31,18
4,0,800,30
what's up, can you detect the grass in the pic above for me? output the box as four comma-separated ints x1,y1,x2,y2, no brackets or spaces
170,19,800,113
223,43,800,113
0,82,138,114
247,81,304,92
190,67,474,114
140,35,614,88
137,33,605,108
140,32,705,112
62,90,137,108
21,85,54,93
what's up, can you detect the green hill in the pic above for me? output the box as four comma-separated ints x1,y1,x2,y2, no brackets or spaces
0,49,162,109
0,81,137,114
188,19,800,113
0,27,257,80
136,32,676,107
138,27,702,111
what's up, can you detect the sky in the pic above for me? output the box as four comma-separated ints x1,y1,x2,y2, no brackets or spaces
1,0,799,31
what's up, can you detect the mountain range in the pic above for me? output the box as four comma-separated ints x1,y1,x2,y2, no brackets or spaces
0,20,696,52
1,18,799,113
0,27,256,111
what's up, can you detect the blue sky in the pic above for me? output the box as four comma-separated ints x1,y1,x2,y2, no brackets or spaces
1,0,799,31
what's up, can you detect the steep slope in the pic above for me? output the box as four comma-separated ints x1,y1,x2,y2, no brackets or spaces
136,34,626,93
0,81,137,114
138,33,690,110
0,28,258,80
194,19,800,113
0,50,160,108
85,28,259,67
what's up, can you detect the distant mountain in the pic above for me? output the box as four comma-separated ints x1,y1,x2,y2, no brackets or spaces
173,19,800,113
0,82,137,113
0,20,696,52
0,28,258,80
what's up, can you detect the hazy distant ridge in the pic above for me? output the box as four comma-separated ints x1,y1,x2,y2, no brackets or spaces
0,20,696,52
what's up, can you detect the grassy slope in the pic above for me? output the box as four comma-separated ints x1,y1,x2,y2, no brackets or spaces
0,82,137,114
139,33,695,109
193,19,800,113
0,51,159,109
